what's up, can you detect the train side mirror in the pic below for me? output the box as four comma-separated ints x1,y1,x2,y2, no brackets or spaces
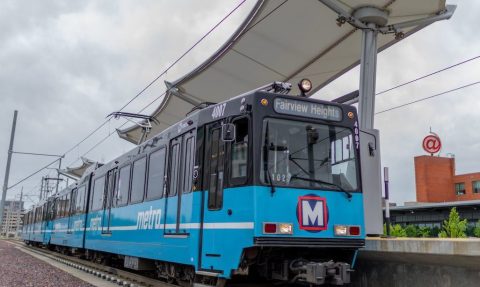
221,123,236,142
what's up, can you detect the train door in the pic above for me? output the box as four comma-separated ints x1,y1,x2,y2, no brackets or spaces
102,168,117,233
199,121,225,269
164,130,195,235
164,134,183,234
43,199,53,243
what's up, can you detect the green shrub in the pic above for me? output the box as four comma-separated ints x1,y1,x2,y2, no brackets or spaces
390,224,407,237
418,226,431,238
430,226,441,237
404,225,418,237
438,207,467,238
473,220,480,237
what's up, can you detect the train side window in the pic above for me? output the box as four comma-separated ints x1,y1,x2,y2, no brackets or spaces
230,117,249,185
59,197,64,218
168,143,180,197
208,128,225,210
42,203,48,222
183,136,195,194
130,157,147,204
58,197,64,218
34,207,38,222
91,176,106,211
146,148,166,200
64,194,69,217
75,186,86,214
70,189,77,216
54,199,58,219
115,165,131,206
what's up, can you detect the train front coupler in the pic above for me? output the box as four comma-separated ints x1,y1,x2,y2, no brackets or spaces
289,259,352,286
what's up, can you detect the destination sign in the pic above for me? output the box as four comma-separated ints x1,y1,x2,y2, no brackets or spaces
273,98,342,121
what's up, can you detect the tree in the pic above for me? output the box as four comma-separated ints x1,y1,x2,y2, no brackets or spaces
438,207,467,238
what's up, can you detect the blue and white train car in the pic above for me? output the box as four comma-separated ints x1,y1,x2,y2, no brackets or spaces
23,83,365,286
81,86,364,286
49,183,89,249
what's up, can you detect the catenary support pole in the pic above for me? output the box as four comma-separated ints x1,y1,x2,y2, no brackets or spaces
56,158,62,194
0,110,18,232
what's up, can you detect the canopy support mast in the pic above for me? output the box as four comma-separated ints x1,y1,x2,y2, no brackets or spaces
318,0,456,235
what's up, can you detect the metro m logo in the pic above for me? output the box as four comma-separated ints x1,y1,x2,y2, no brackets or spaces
297,196,327,231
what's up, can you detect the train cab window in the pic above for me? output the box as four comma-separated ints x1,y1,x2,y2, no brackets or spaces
75,186,86,214
130,157,147,204
146,148,166,200
91,176,106,211
168,143,180,197
230,117,249,185
183,137,195,193
115,165,131,206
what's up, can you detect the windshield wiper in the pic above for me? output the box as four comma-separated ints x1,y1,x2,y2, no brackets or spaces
263,122,276,196
290,175,352,199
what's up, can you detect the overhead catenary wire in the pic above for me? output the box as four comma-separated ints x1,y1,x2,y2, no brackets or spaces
7,157,61,190
65,0,293,165
61,0,248,160
74,56,480,164
376,81,480,114
376,55,480,95
8,1,249,190
66,90,169,167
9,5,476,193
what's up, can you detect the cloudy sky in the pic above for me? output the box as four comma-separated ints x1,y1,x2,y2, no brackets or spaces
0,0,478,207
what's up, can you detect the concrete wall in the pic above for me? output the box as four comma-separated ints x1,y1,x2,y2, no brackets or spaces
351,238,480,287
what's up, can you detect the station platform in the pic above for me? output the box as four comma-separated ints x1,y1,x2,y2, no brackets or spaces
0,240,93,287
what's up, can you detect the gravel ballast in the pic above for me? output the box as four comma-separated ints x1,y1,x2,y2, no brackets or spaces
0,240,93,287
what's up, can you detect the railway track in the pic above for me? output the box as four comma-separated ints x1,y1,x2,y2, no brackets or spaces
6,240,276,287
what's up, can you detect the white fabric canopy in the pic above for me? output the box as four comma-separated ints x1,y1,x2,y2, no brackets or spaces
61,157,98,179
118,0,450,144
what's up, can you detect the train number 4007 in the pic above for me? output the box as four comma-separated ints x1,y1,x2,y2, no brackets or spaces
212,103,227,119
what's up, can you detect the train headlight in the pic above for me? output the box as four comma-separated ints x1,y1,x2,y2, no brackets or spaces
298,79,312,93
334,225,361,236
334,225,348,236
278,223,293,234
263,222,293,234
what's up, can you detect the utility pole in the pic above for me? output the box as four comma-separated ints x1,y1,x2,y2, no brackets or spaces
0,110,18,232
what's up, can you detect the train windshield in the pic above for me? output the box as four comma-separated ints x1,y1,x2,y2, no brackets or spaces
261,118,358,191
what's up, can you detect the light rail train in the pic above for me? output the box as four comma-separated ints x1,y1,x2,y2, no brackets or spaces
22,81,365,286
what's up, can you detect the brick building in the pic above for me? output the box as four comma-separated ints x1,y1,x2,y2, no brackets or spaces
415,155,480,202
